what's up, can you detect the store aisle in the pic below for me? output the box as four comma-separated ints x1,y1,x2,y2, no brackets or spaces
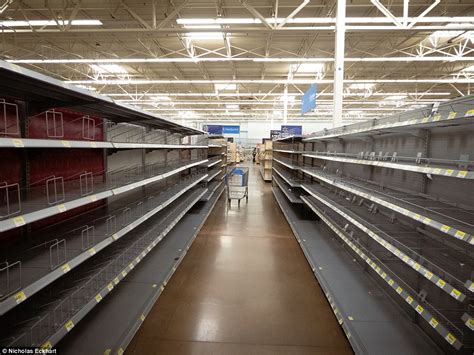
126,163,352,355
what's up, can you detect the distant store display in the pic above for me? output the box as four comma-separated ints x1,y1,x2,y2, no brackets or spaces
204,125,240,135
281,125,302,135
270,130,281,139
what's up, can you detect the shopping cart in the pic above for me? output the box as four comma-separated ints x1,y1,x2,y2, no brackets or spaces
226,166,249,206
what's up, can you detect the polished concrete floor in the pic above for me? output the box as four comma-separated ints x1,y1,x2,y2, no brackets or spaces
126,163,352,355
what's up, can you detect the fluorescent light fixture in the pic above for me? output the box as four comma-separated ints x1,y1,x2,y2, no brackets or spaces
226,110,241,116
151,95,171,101
185,32,223,40
385,95,408,100
349,83,375,90
295,63,325,73
0,19,102,27
76,85,97,91
183,25,221,29
90,64,128,74
461,64,474,72
215,83,237,91
225,104,240,109
176,17,474,26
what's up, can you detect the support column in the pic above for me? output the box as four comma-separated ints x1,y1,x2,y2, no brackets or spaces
283,85,288,124
333,0,346,128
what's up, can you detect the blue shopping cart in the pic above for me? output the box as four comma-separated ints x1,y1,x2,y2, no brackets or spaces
225,166,249,206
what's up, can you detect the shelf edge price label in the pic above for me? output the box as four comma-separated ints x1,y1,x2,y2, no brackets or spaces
13,216,26,227
12,138,24,147
41,341,52,350
429,318,439,328
57,204,67,213
65,320,75,332
95,294,102,303
62,263,71,273
14,291,27,304
61,140,71,148
445,333,457,346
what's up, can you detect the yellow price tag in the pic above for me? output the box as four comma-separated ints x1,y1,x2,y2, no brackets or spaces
388,279,394,286
65,320,74,332
465,109,474,117
88,248,96,256
90,195,97,202
415,305,424,314
140,314,145,321
57,204,67,213
14,291,26,304
444,169,454,176
41,341,52,350
440,225,450,233
396,286,403,294
95,294,102,303
454,230,466,239
448,111,457,119
62,140,71,148
429,318,439,328
13,216,26,227
114,277,119,285
12,139,24,147
437,279,446,288
424,271,433,280
62,263,71,273
450,289,461,299
445,333,456,345
107,283,113,291
405,295,413,304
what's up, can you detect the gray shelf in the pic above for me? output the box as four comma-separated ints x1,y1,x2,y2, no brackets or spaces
303,152,474,180
200,180,224,202
0,158,208,233
0,173,208,316
0,137,207,150
301,167,474,246
273,157,302,171
302,183,472,301
206,167,222,182
0,187,208,349
273,175,302,204
273,186,445,355
303,95,474,142
207,157,223,168
55,186,224,354
0,60,202,135
272,166,309,188
301,194,464,351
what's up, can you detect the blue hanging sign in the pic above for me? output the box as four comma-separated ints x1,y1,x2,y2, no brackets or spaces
205,125,223,135
222,125,240,134
281,125,302,135
301,83,317,115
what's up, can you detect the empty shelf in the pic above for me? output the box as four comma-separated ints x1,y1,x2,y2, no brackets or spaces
0,137,207,150
0,173,208,316
301,167,474,246
273,175,302,204
273,157,302,170
273,186,444,355
302,183,471,301
301,194,463,351
55,186,224,354
303,152,473,180
0,187,207,349
0,158,208,233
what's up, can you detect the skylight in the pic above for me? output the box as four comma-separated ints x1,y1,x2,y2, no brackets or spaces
0,19,102,27
90,64,128,74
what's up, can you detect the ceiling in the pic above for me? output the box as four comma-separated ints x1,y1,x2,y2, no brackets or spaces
1,0,474,127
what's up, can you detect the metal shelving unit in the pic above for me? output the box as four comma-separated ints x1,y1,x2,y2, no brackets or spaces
0,187,207,348
0,60,222,349
273,95,474,354
272,186,444,355
56,184,224,354
258,138,273,181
